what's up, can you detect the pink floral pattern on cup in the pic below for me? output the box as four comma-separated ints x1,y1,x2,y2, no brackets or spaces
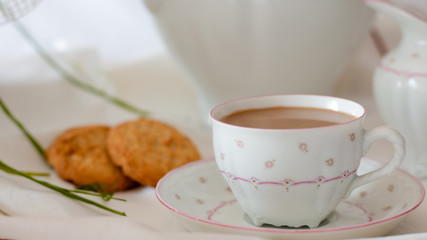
219,168,357,190
265,160,275,169
299,143,309,153
325,158,334,166
235,139,244,148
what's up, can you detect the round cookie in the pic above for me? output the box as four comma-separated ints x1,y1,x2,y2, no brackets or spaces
107,118,201,187
46,125,138,192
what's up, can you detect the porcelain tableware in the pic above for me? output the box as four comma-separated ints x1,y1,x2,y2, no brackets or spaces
367,0,427,179
156,158,425,240
142,0,374,119
209,95,405,228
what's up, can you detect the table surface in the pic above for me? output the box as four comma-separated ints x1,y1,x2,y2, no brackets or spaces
0,1,426,239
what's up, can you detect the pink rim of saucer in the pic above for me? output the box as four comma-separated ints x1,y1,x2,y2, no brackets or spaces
156,158,425,234
209,94,367,132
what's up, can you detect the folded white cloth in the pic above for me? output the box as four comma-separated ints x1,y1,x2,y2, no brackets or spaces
1,38,427,240
0,216,266,240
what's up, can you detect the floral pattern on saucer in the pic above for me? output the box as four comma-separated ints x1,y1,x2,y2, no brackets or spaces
156,158,424,240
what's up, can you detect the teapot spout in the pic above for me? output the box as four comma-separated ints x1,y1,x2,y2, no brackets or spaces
142,0,164,14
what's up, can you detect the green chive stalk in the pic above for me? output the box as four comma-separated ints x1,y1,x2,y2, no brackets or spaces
0,97,47,160
12,21,149,117
0,159,126,216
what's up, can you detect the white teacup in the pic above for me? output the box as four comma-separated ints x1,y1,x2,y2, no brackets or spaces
209,95,405,228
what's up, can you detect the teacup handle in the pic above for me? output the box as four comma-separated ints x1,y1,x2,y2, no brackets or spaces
345,126,405,198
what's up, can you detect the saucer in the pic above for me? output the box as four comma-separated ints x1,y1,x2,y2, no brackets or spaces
156,158,425,240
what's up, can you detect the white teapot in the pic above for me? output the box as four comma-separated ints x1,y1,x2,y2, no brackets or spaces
142,0,374,118
367,0,427,178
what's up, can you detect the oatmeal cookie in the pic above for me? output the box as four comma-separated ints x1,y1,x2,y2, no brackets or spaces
46,125,138,192
107,118,201,187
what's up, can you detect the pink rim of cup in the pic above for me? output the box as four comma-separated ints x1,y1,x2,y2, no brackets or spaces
209,94,366,131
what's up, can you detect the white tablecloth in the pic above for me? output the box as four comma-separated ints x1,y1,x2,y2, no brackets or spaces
0,1,426,239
